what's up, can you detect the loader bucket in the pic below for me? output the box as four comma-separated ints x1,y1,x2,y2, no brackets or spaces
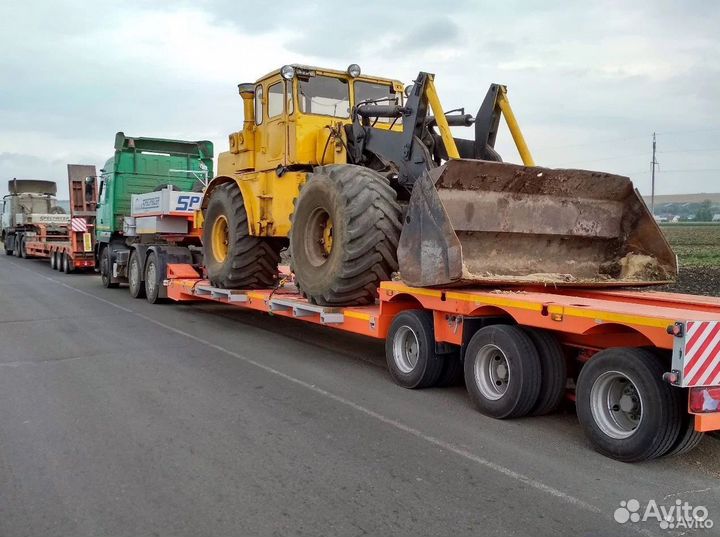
397,159,677,288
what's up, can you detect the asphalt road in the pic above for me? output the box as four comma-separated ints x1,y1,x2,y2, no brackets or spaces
1,253,719,537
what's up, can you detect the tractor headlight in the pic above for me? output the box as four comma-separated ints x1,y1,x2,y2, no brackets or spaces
347,63,361,78
280,65,296,80
404,84,414,98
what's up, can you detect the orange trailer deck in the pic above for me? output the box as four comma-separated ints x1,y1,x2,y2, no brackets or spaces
163,262,720,461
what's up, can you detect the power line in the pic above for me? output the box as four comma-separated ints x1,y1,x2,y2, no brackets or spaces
533,134,649,151
657,147,720,154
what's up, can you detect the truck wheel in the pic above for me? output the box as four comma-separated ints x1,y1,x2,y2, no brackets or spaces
20,236,28,258
524,329,567,416
128,250,146,299
290,165,401,306
203,182,280,289
14,234,22,257
50,251,57,270
386,310,445,389
464,325,541,419
62,253,73,274
144,252,163,304
576,348,681,462
100,246,118,288
663,405,705,457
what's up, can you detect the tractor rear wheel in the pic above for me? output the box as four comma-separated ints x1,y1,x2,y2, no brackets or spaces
290,165,401,306
203,182,280,289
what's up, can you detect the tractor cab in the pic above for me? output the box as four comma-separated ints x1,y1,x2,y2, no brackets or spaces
225,64,405,173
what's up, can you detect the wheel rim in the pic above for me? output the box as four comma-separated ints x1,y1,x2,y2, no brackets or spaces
590,371,643,440
304,207,333,267
211,215,229,263
392,325,420,373
146,261,157,297
473,344,511,401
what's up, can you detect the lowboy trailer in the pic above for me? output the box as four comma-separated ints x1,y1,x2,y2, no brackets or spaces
18,165,98,273
159,264,720,462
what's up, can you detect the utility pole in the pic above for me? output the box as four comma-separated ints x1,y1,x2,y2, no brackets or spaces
651,132,658,215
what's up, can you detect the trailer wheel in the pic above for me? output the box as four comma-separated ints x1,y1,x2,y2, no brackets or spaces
100,247,118,288
524,329,567,416
464,325,541,419
19,236,27,258
386,310,444,389
128,250,146,299
50,251,57,270
576,348,681,462
436,352,465,387
62,253,73,274
663,405,705,457
144,252,163,304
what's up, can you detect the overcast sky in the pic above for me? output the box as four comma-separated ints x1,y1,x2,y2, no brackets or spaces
1,0,718,199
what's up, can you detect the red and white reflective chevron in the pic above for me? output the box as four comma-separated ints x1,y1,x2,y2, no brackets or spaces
683,321,720,387
71,218,87,232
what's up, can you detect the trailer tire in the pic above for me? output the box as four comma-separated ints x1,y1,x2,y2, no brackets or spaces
663,404,704,457
386,310,445,389
128,250,146,299
50,251,57,270
436,352,465,387
100,246,118,288
62,253,73,274
144,252,163,304
524,329,567,416
464,325,541,419
576,348,681,462
290,165,401,306
203,182,280,289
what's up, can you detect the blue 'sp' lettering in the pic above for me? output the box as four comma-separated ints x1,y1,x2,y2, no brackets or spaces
176,195,202,211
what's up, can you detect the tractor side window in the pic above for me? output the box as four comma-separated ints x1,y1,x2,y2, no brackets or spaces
255,85,263,125
267,82,284,118
298,75,349,118
354,81,398,123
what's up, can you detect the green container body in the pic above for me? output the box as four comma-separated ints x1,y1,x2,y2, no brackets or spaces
96,132,214,238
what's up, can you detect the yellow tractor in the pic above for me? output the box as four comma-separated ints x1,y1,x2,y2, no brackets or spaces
201,64,676,305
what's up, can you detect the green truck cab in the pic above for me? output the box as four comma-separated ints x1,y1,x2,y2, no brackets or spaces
97,132,213,302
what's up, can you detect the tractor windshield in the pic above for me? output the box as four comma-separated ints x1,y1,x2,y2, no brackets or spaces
354,80,399,123
298,75,350,118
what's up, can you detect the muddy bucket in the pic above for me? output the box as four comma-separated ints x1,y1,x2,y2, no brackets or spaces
397,159,677,288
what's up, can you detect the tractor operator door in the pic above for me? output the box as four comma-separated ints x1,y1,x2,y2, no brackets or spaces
254,76,288,171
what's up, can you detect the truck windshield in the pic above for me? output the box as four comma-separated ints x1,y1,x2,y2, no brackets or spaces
298,75,350,118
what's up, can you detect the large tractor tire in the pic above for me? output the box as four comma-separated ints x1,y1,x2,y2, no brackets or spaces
203,182,280,289
290,165,402,306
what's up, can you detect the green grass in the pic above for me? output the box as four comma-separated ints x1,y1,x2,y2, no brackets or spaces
660,224,720,267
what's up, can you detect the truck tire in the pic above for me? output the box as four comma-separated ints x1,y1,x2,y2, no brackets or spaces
576,348,681,462
663,404,704,457
100,246,119,288
144,252,163,304
20,236,27,258
203,182,280,289
464,325,541,419
290,165,401,306
62,253,73,274
385,310,445,389
50,251,57,270
524,329,567,416
128,250,146,299
14,234,22,257
436,352,465,387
